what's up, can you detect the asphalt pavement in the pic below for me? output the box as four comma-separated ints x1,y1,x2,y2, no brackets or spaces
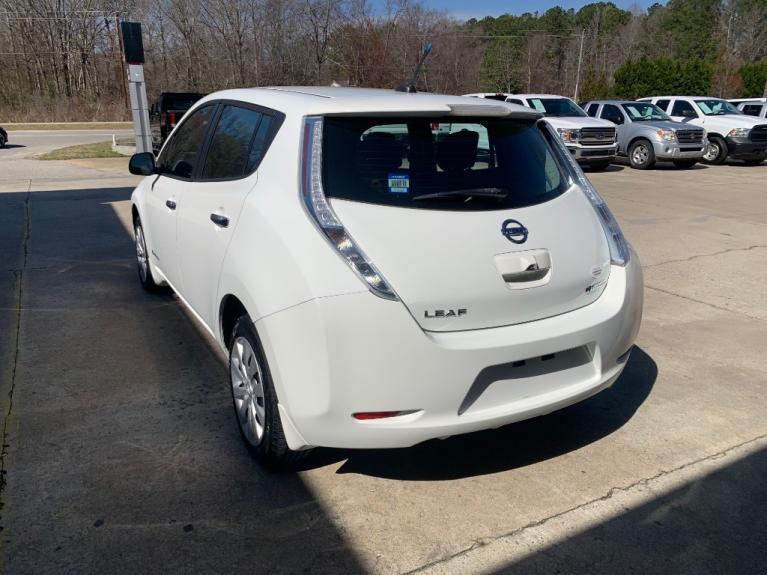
0,133,765,574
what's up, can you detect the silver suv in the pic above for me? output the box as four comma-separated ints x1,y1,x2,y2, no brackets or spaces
583,100,706,169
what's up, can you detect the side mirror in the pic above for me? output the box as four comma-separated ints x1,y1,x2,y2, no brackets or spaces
129,152,157,176
682,109,697,118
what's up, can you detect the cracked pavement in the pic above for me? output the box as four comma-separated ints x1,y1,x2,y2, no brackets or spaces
0,133,765,574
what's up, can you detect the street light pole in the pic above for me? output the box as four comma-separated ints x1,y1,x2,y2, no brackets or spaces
574,30,585,102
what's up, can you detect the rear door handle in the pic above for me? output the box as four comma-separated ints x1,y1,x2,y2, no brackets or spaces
502,265,550,283
165,199,177,210
210,213,229,228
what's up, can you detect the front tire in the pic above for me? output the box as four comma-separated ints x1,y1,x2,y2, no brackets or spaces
133,216,164,292
702,136,727,165
629,139,655,169
229,316,308,467
672,159,698,169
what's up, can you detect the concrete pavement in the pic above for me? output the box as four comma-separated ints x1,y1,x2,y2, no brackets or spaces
0,133,765,573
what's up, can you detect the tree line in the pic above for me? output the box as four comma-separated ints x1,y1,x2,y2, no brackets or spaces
0,0,764,122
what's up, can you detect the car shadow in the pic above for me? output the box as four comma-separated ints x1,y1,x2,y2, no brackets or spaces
611,157,709,171
584,164,624,173
1,144,27,150
488,446,767,573
326,346,656,480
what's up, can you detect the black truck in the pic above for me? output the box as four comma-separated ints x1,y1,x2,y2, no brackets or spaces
150,92,206,152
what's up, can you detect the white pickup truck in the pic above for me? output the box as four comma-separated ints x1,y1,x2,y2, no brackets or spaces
638,96,767,165
465,93,619,170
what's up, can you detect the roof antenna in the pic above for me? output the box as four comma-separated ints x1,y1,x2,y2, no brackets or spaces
396,42,432,93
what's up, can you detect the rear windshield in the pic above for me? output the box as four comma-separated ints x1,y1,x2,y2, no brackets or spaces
322,117,569,211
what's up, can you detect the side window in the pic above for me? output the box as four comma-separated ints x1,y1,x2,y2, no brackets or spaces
246,115,275,173
742,104,761,117
655,99,670,111
671,100,697,118
600,104,624,125
506,98,523,105
586,103,599,117
158,105,216,179
202,105,263,180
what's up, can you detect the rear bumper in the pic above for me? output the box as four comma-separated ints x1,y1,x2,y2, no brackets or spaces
726,137,767,160
257,249,644,450
568,143,618,163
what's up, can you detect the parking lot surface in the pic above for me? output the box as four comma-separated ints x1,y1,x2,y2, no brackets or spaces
0,134,765,574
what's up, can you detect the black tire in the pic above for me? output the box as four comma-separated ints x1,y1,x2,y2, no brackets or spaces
0,134,6,148
628,139,656,169
702,136,727,165
742,158,764,166
133,216,164,292
672,159,698,169
229,316,309,468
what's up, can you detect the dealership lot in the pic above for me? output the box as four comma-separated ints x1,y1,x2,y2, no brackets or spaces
0,132,765,573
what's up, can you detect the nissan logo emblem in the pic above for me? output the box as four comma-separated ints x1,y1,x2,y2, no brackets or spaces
501,219,528,244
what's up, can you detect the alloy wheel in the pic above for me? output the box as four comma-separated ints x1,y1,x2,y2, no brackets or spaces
631,144,649,166
230,336,266,446
703,142,719,162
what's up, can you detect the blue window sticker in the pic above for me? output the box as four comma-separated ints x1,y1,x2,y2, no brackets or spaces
387,173,410,194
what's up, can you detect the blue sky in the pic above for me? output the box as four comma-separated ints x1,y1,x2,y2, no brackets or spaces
414,0,663,21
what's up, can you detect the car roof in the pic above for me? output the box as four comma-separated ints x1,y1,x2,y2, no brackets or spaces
642,96,723,100
584,100,636,105
510,94,573,99
193,86,541,119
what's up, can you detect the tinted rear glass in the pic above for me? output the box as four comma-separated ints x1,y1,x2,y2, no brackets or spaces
165,94,205,110
202,105,264,180
322,117,568,211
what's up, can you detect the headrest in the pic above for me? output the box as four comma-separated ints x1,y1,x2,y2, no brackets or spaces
356,132,404,175
437,129,479,172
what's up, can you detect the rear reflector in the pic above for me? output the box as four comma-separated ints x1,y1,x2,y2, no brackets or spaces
353,411,400,420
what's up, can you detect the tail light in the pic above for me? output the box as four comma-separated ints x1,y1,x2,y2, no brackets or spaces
543,122,631,266
168,111,177,127
300,117,398,300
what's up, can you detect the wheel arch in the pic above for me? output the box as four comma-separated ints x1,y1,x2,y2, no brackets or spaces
219,294,249,350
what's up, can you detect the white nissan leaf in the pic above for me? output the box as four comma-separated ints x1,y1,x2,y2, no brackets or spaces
129,87,643,466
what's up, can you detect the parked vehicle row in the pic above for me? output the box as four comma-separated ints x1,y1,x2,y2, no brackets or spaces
581,100,705,169
129,86,643,465
466,92,767,169
638,96,767,165
465,93,619,170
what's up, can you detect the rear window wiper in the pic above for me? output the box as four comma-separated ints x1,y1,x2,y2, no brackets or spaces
412,188,508,202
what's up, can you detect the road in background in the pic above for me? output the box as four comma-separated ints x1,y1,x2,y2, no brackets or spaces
0,134,765,573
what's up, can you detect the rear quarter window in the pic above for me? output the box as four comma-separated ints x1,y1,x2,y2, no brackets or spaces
322,117,568,211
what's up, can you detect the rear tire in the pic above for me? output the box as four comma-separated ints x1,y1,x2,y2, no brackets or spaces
133,216,164,293
0,134,6,148
629,139,655,169
702,136,727,165
672,159,698,169
229,316,309,468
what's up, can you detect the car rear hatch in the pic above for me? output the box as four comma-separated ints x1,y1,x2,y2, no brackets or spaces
316,114,611,332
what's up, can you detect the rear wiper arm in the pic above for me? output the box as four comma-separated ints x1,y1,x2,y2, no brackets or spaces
413,188,508,201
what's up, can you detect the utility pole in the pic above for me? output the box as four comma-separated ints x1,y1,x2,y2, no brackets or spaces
573,30,585,102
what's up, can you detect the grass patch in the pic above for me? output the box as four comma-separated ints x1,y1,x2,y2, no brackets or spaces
6,122,132,131
38,140,124,160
